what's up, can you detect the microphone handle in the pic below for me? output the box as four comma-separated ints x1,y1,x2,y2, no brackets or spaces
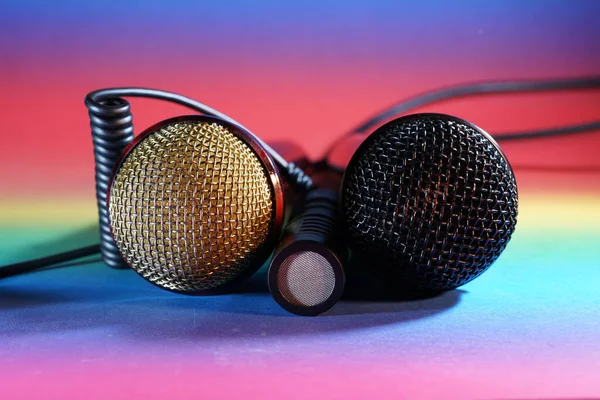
281,189,342,247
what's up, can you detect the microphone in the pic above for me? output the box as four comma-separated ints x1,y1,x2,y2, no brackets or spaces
84,88,314,295
108,115,290,294
341,113,518,292
268,188,346,316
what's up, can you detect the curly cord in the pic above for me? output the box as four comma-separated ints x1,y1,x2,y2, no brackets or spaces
287,162,314,191
85,96,134,268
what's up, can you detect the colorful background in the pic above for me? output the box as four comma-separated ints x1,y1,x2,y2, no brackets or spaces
1,0,599,399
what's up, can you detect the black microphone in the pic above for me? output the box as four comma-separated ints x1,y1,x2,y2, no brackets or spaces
341,113,518,293
268,186,347,316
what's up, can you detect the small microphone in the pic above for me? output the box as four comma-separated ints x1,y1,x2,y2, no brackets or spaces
341,113,518,292
268,188,346,316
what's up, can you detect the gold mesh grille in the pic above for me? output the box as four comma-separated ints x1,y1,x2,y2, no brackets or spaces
108,120,275,293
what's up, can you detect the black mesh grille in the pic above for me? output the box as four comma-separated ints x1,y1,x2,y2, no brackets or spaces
342,114,518,291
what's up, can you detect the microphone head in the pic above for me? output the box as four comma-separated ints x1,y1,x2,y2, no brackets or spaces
268,189,346,316
341,113,518,291
270,242,345,316
108,115,284,294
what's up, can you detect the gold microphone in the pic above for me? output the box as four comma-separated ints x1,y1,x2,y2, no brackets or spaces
108,115,286,294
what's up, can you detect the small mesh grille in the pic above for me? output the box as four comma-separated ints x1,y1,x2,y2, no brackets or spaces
109,120,275,293
342,114,518,291
277,251,336,307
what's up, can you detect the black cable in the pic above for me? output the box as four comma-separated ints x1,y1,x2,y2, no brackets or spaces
0,244,101,280
494,120,600,142
323,118,600,176
323,76,600,159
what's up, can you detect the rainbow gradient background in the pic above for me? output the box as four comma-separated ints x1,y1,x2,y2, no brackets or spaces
1,0,599,399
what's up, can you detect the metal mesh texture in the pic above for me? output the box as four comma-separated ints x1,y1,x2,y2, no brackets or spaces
109,120,275,293
277,251,336,307
342,114,518,291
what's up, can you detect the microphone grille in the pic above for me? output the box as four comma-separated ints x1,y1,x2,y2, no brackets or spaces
342,114,518,291
108,117,280,294
276,250,337,308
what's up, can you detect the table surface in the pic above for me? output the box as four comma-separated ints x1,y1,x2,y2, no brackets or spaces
1,187,599,400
